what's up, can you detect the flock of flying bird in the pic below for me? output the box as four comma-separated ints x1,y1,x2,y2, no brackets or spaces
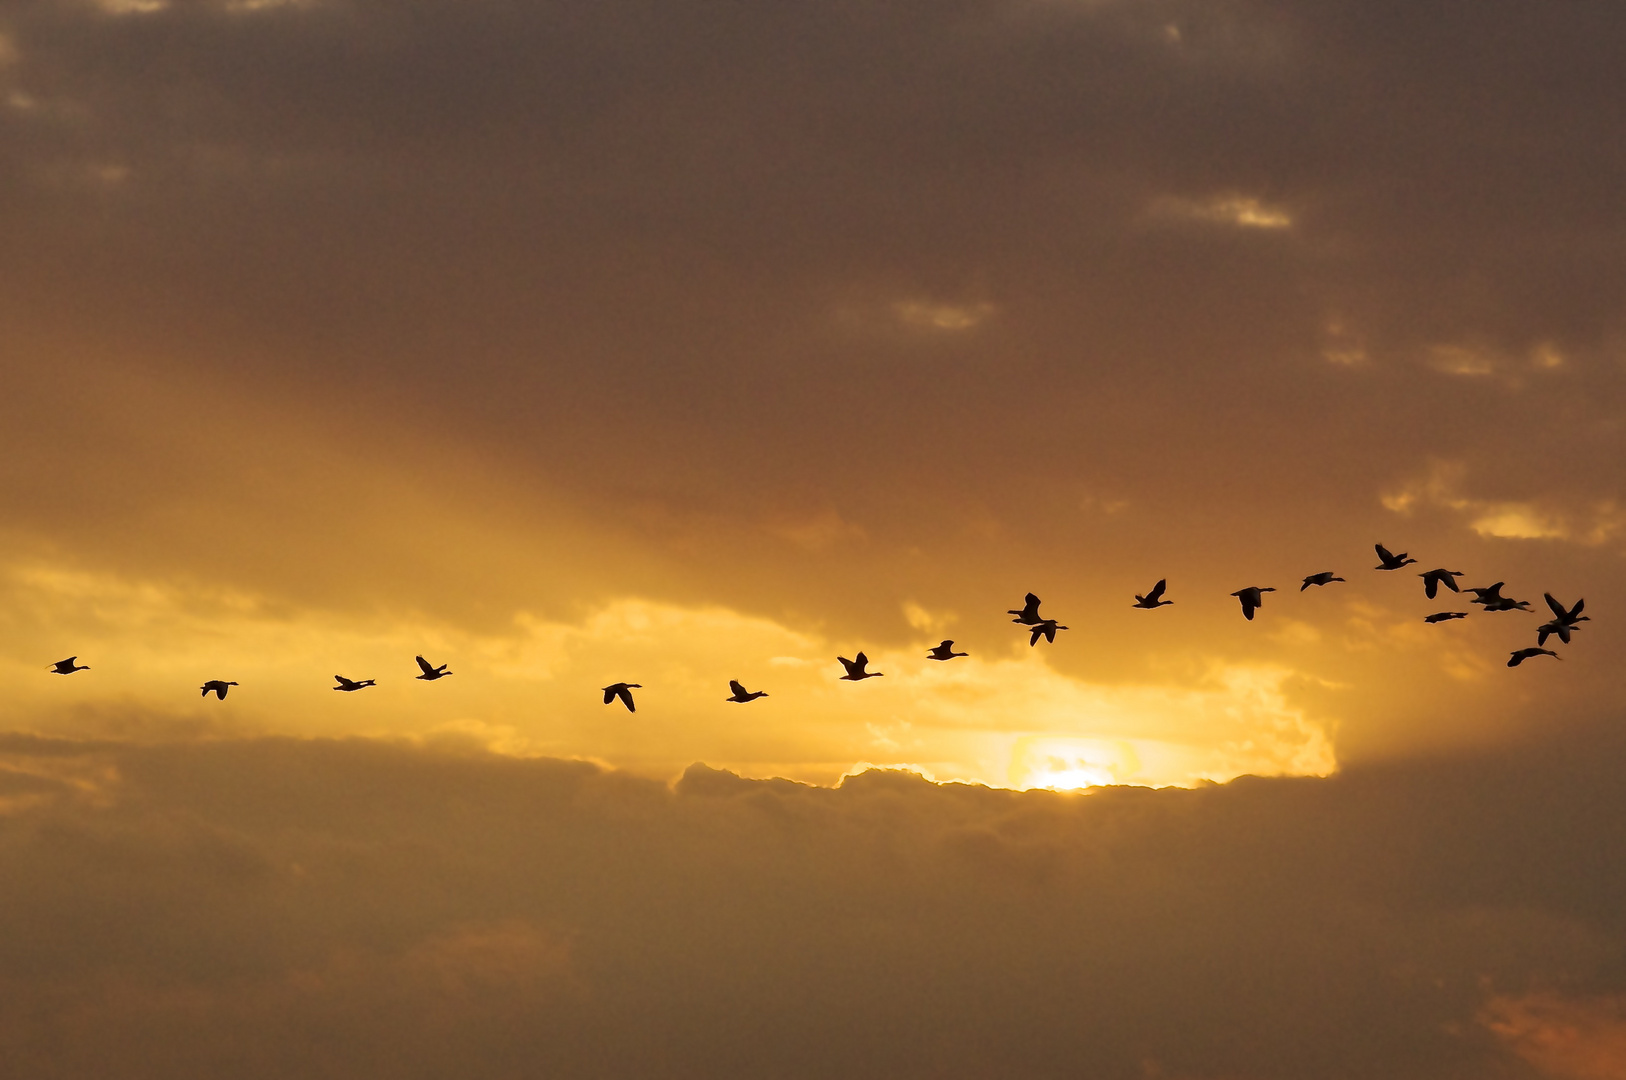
44,545,1587,714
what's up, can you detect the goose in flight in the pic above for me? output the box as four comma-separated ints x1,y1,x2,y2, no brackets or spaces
1466,582,1509,605
1300,572,1344,591
1008,593,1045,625
838,653,883,680
1482,596,1533,613
200,680,238,700
1419,568,1466,600
49,657,89,675
1230,586,1276,621
1374,544,1417,570
603,682,641,711
1544,594,1588,626
1536,620,1578,647
1423,611,1469,624
1133,579,1173,608
414,656,452,681
333,675,376,692
1028,619,1068,645
927,640,968,661
726,680,767,703
1508,647,1560,668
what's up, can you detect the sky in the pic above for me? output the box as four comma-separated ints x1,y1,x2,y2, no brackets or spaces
2,0,1626,1074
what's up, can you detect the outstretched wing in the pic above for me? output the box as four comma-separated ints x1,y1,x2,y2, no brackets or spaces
415,655,435,675
1148,579,1167,602
616,686,636,712
1545,593,1567,619
603,687,617,705
729,680,747,696
1375,543,1394,562
854,651,868,667
1424,573,1439,600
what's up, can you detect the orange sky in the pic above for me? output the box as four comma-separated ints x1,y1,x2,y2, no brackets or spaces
2,1,1625,1074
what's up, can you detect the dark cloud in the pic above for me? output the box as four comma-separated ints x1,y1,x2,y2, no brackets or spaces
0,729,1623,1076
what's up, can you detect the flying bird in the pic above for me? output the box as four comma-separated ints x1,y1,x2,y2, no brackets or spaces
1482,596,1533,613
414,655,452,681
1508,647,1560,668
1230,586,1276,621
1133,579,1173,608
1536,620,1577,647
1419,568,1466,600
1423,612,1469,624
332,675,376,692
1544,593,1588,626
726,680,768,703
1374,544,1417,570
602,682,641,711
1300,572,1344,591
49,656,88,675
1466,582,1509,605
200,680,238,700
1028,619,1068,645
1008,593,1045,625
838,653,883,680
926,640,968,661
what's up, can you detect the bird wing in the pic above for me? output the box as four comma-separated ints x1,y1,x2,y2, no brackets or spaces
1148,579,1167,602
617,687,635,712
1375,543,1394,562
729,680,747,696
415,655,435,675
855,651,868,667
603,687,617,705
838,656,857,675
1545,593,1567,619
1424,574,1439,600
335,676,353,687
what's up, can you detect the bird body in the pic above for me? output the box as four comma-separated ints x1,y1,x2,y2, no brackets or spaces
1536,620,1576,647
200,680,238,700
1466,583,1508,604
1028,619,1068,645
1008,593,1044,625
926,640,968,661
1133,579,1173,608
1374,544,1417,570
1544,593,1588,626
1508,648,1560,667
1231,586,1276,620
333,675,376,692
1300,572,1344,591
1423,612,1468,624
838,653,883,680
1419,569,1465,600
603,682,641,711
1482,597,1533,612
726,680,767,703
414,655,452,681
50,657,89,675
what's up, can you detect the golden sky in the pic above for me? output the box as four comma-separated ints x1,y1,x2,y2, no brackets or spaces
2,0,1625,1074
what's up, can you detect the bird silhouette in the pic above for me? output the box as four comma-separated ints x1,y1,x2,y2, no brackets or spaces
1374,544,1417,570
927,640,968,661
726,680,767,703
200,680,237,700
49,656,89,675
1544,593,1588,626
1466,582,1509,605
1028,619,1068,645
1300,572,1344,591
1231,586,1276,620
1008,593,1045,625
1536,620,1578,647
333,675,376,692
1423,611,1469,624
1133,579,1173,608
1508,647,1560,667
1419,568,1465,600
603,682,641,711
1482,596,1533,613
838,653,883,680
414,655,452,681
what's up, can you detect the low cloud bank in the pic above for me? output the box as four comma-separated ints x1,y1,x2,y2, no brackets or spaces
0,728,1623,1077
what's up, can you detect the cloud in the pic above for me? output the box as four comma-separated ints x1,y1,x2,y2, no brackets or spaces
0,728,1623,1076
1382,460,1624,546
